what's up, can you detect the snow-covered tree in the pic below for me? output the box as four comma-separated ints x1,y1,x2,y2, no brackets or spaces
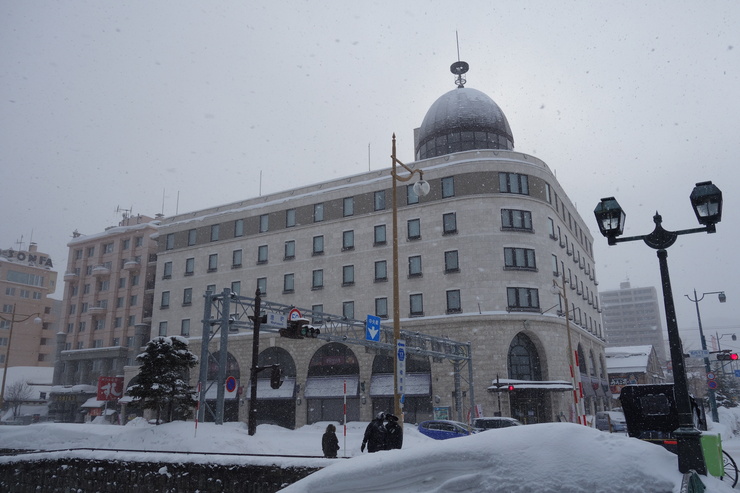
714,371,740,408
127,336,198,424
5,380,33,419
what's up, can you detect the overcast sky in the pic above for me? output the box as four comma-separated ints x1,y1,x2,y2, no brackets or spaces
2,1,738,352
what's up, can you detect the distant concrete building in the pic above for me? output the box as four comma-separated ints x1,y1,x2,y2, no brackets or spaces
50,214,159,422
600,282,667,364
605,345,665,399
0,243,59,368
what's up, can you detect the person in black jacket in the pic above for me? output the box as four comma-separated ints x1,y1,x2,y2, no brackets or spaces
384,413,403,450
361,412,387,453
322,423,340,458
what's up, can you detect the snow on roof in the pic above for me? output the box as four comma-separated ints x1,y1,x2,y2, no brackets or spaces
66,220,160,247
605,345,653,373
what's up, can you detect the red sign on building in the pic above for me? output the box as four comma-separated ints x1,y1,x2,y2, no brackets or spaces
97,376,124,401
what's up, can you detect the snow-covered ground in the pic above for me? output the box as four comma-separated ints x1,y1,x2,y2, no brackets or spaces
1,412,739,492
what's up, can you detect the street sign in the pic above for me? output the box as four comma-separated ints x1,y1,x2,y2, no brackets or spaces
708,380,718,390
288,308,302,321
707,372,716,381
225,376,237,393
689,350,710,359
266,312,288,329
735,370,740,378
396,339,406,396
365,315,381,342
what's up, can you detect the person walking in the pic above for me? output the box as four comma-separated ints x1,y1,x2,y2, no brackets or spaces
361,412,387,453
322,423,340,458
384,413,403,450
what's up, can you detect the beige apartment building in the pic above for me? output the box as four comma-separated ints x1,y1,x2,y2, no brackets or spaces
147,63,609,428
0,243,58,369
50,214,159,422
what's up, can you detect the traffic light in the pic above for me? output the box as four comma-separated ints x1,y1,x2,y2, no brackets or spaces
300,324,320,338
279,318,320,339
717,353,739,361
507,385,515,391
270,365,283,389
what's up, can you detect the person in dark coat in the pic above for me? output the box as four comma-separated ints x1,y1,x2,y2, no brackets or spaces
361,412,387,453
384,413,403,450
322,423,340,458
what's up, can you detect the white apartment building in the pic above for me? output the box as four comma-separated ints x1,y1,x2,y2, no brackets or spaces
149,63,609,428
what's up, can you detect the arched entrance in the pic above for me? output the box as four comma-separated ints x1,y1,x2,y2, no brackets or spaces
369,354,433,424
253,347,297,429
304,343,360,424
507,332,550,424
205,351,240,422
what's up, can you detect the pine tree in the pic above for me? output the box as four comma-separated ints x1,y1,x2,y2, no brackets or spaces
127,336,198,424
714,370,740,409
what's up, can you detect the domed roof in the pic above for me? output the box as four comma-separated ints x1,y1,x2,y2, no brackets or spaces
415,86,514,160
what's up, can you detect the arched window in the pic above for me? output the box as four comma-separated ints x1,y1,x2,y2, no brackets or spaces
308,343,359,377
589,351,597,377
207,351,240,380
258,347,296,378
577,345,587,376
507,333,541,381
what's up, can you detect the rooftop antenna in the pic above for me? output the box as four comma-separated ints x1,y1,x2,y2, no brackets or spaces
450,31,469,88
115,205,132,224
15,235,25,251
161,189,166,217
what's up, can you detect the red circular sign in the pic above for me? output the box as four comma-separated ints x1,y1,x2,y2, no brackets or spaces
288,308,302,321
225,376,237,392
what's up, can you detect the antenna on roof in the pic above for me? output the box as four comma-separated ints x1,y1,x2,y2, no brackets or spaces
450,31,469,88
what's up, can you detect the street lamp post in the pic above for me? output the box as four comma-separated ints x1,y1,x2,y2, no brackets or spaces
551,274,587,425
390,134,430,423
0,304,42,410
594,181,723,475
685,289,726,423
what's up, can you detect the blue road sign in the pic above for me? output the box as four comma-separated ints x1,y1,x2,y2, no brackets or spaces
366,315,381,342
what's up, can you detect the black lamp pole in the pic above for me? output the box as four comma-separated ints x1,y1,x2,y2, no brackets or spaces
594,181,723,475
248,289,262,436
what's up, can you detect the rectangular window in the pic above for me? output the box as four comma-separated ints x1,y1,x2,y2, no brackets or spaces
504,247,537,270
284,240,295,260
68,304,76,315
286,209,296,228
343,301,354,319
165,234,174,250
183,288,193,305
87,246,95,257
121,238,130,250
312,236,324,255
374,260,387,281
163,261,172,279
446,290,462,313
501,209,533,231
499,172,529,195
342,230,354,251
185,257,195,275
210,224,220,241
314,203,324,222
410,293,424,316
114,317,122,328
507,287,540,311
407,219,421,240
407,184,419,205
374,225,387,245
188,228,197,246
232,249,243,268
161,291,170,308
408,255,422,277
443,213,457,235
234,219,244,237
75,249,83,260
545,183,552,203
441,176,455,198
375,298,388,318
116,297,124,308
283,273,294,293
444,250,459,273
311,304,323,324
374,190,386,211
130,295,137,306
257,277,267,296
103,242,114,254
78,321,86,332
135,236,143,247
342,265,355,286
208,253,218,272
259,214,269,233
83,283,91,295
181,319,191,337
312,269,324,289
257,245,268,263
158,321,168,337
206,284,216,294
548,218,556,239
552,254,559,276
231,281,241,296
343,197,354,217
128,315,136,326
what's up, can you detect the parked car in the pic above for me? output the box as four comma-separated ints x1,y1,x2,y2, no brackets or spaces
473,417,523,431
593,411,627,433
417,420,476,440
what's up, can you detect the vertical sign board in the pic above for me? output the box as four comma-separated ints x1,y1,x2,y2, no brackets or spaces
365,315,381,342
97,376,124,401
396,339,406,400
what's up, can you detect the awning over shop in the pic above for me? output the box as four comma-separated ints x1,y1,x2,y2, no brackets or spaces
81,397,106,408
304,376,359,399
487,378,573,392
246,377,296,399
369,373,432,397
